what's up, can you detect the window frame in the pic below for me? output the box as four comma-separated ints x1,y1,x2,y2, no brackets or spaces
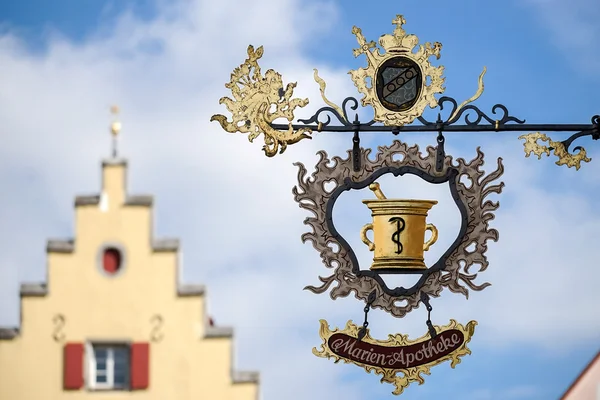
85,342,131,391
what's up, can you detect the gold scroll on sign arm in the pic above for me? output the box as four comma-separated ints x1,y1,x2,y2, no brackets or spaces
519,132,591,170
211,45,312,157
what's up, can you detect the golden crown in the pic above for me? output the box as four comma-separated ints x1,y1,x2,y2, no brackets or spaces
378,15,421,53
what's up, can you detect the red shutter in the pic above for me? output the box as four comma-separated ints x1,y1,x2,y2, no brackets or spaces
63,343,84,390
130,342,150,389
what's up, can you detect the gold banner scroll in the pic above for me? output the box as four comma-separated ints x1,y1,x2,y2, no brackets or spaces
313,319,477,395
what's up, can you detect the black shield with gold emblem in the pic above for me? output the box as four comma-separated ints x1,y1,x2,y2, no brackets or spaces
376,57,423,112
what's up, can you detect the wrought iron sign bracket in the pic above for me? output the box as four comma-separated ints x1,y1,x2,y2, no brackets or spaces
274,98,600,171
352,114,361,172
212,15,599,172
273,102,600,135
434,114,446,173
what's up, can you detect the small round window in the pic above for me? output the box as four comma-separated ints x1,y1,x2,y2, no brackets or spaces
102,247,122,274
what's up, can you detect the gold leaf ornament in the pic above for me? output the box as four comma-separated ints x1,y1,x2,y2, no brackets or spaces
519,132,591,170
211,45,312,157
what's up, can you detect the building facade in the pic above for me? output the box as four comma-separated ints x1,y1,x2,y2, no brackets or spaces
0,153,259,399
561,351,600,400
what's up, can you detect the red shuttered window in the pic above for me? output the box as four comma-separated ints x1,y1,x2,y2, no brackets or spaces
69,342,150,391
63,343,84,390
130,342,150,389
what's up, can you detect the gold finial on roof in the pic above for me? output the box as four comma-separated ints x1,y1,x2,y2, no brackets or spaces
110,105,121,157
110,105,121,137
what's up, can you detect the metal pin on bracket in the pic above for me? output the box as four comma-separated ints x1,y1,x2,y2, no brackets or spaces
420,292,437,339
357,290,377,341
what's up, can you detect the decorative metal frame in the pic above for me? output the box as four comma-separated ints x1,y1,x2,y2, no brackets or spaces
293,140,502,317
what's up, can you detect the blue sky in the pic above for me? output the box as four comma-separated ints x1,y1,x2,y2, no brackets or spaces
0,0,599,399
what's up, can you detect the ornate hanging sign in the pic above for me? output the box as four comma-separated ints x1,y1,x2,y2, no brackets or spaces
293,140,503,317
211,12,598,396
313,319,476,395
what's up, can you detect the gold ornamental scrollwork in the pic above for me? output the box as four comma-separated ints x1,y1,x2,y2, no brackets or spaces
211,45,312,157
211,14,598,169
349,15,445,126
293,140,504,317
313,319,477,395
519,132,592,170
